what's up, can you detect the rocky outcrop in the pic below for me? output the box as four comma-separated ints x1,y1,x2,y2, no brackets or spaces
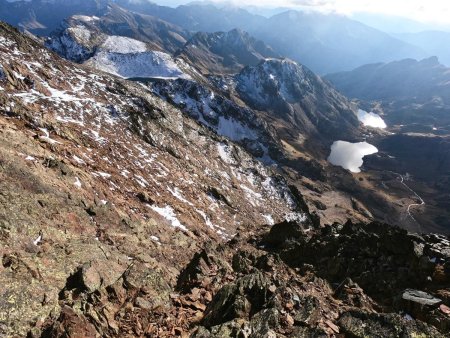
171,218,450,337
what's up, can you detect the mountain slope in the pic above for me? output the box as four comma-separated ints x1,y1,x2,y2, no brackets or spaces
2,19,450,338
250,10,426,74
175,28,280,74
0,21,301,336
47,4,190,57
114,0,265,33
46,13,195,80
0,1,429,74
112,2,427,74
235,58,360,145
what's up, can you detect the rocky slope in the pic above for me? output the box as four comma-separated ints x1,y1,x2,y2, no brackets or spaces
0,21,303,336
44,9,388,231
175,29,280,75
2,18,450,338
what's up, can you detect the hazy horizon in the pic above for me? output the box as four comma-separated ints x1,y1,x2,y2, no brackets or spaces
154,0,450,29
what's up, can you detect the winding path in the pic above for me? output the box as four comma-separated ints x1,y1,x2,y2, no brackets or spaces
384,171,425,229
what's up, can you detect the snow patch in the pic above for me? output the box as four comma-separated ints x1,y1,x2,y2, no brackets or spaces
100,36,148,54
95,171,111,178
149,205,187,231
217,143,235,164
74,177,82,188
262,214,275,225
284,212,308,223
168,187,193,206
72,15,100,22
72,155,85,164
33,234,42,246
87,50,189,80
217,116,258,141
150,235,160,242
38,128,61,145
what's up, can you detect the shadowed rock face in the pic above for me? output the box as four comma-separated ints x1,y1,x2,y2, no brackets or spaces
235,59,360,144
175,28,280,75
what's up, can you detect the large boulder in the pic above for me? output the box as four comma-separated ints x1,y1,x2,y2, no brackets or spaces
202,272,272,327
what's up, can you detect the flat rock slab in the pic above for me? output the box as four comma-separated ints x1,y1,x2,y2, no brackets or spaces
402,289,442,307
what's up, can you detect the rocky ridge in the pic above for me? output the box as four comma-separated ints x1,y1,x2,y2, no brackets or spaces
175,28,280,75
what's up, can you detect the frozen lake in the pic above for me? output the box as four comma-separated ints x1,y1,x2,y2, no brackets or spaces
328,140,378,173
357,109,387,129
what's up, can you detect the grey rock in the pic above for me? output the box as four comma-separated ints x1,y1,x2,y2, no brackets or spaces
402,289,442,307
202,272,271,327
81,259,127,293
135,296,152,310
339,310,445,338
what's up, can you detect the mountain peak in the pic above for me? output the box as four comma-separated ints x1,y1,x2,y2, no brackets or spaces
419,55,440,66
176,28,280,74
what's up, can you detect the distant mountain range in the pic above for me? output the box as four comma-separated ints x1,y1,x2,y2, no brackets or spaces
325,56,450,103
395,31,450,66
0,0,436,74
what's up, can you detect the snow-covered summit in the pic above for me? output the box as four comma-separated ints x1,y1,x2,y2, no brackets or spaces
87,49,190,79
100,35,148,54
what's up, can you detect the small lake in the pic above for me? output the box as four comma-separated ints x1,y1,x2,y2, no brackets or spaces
357,109,387,129
328,141,378,173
